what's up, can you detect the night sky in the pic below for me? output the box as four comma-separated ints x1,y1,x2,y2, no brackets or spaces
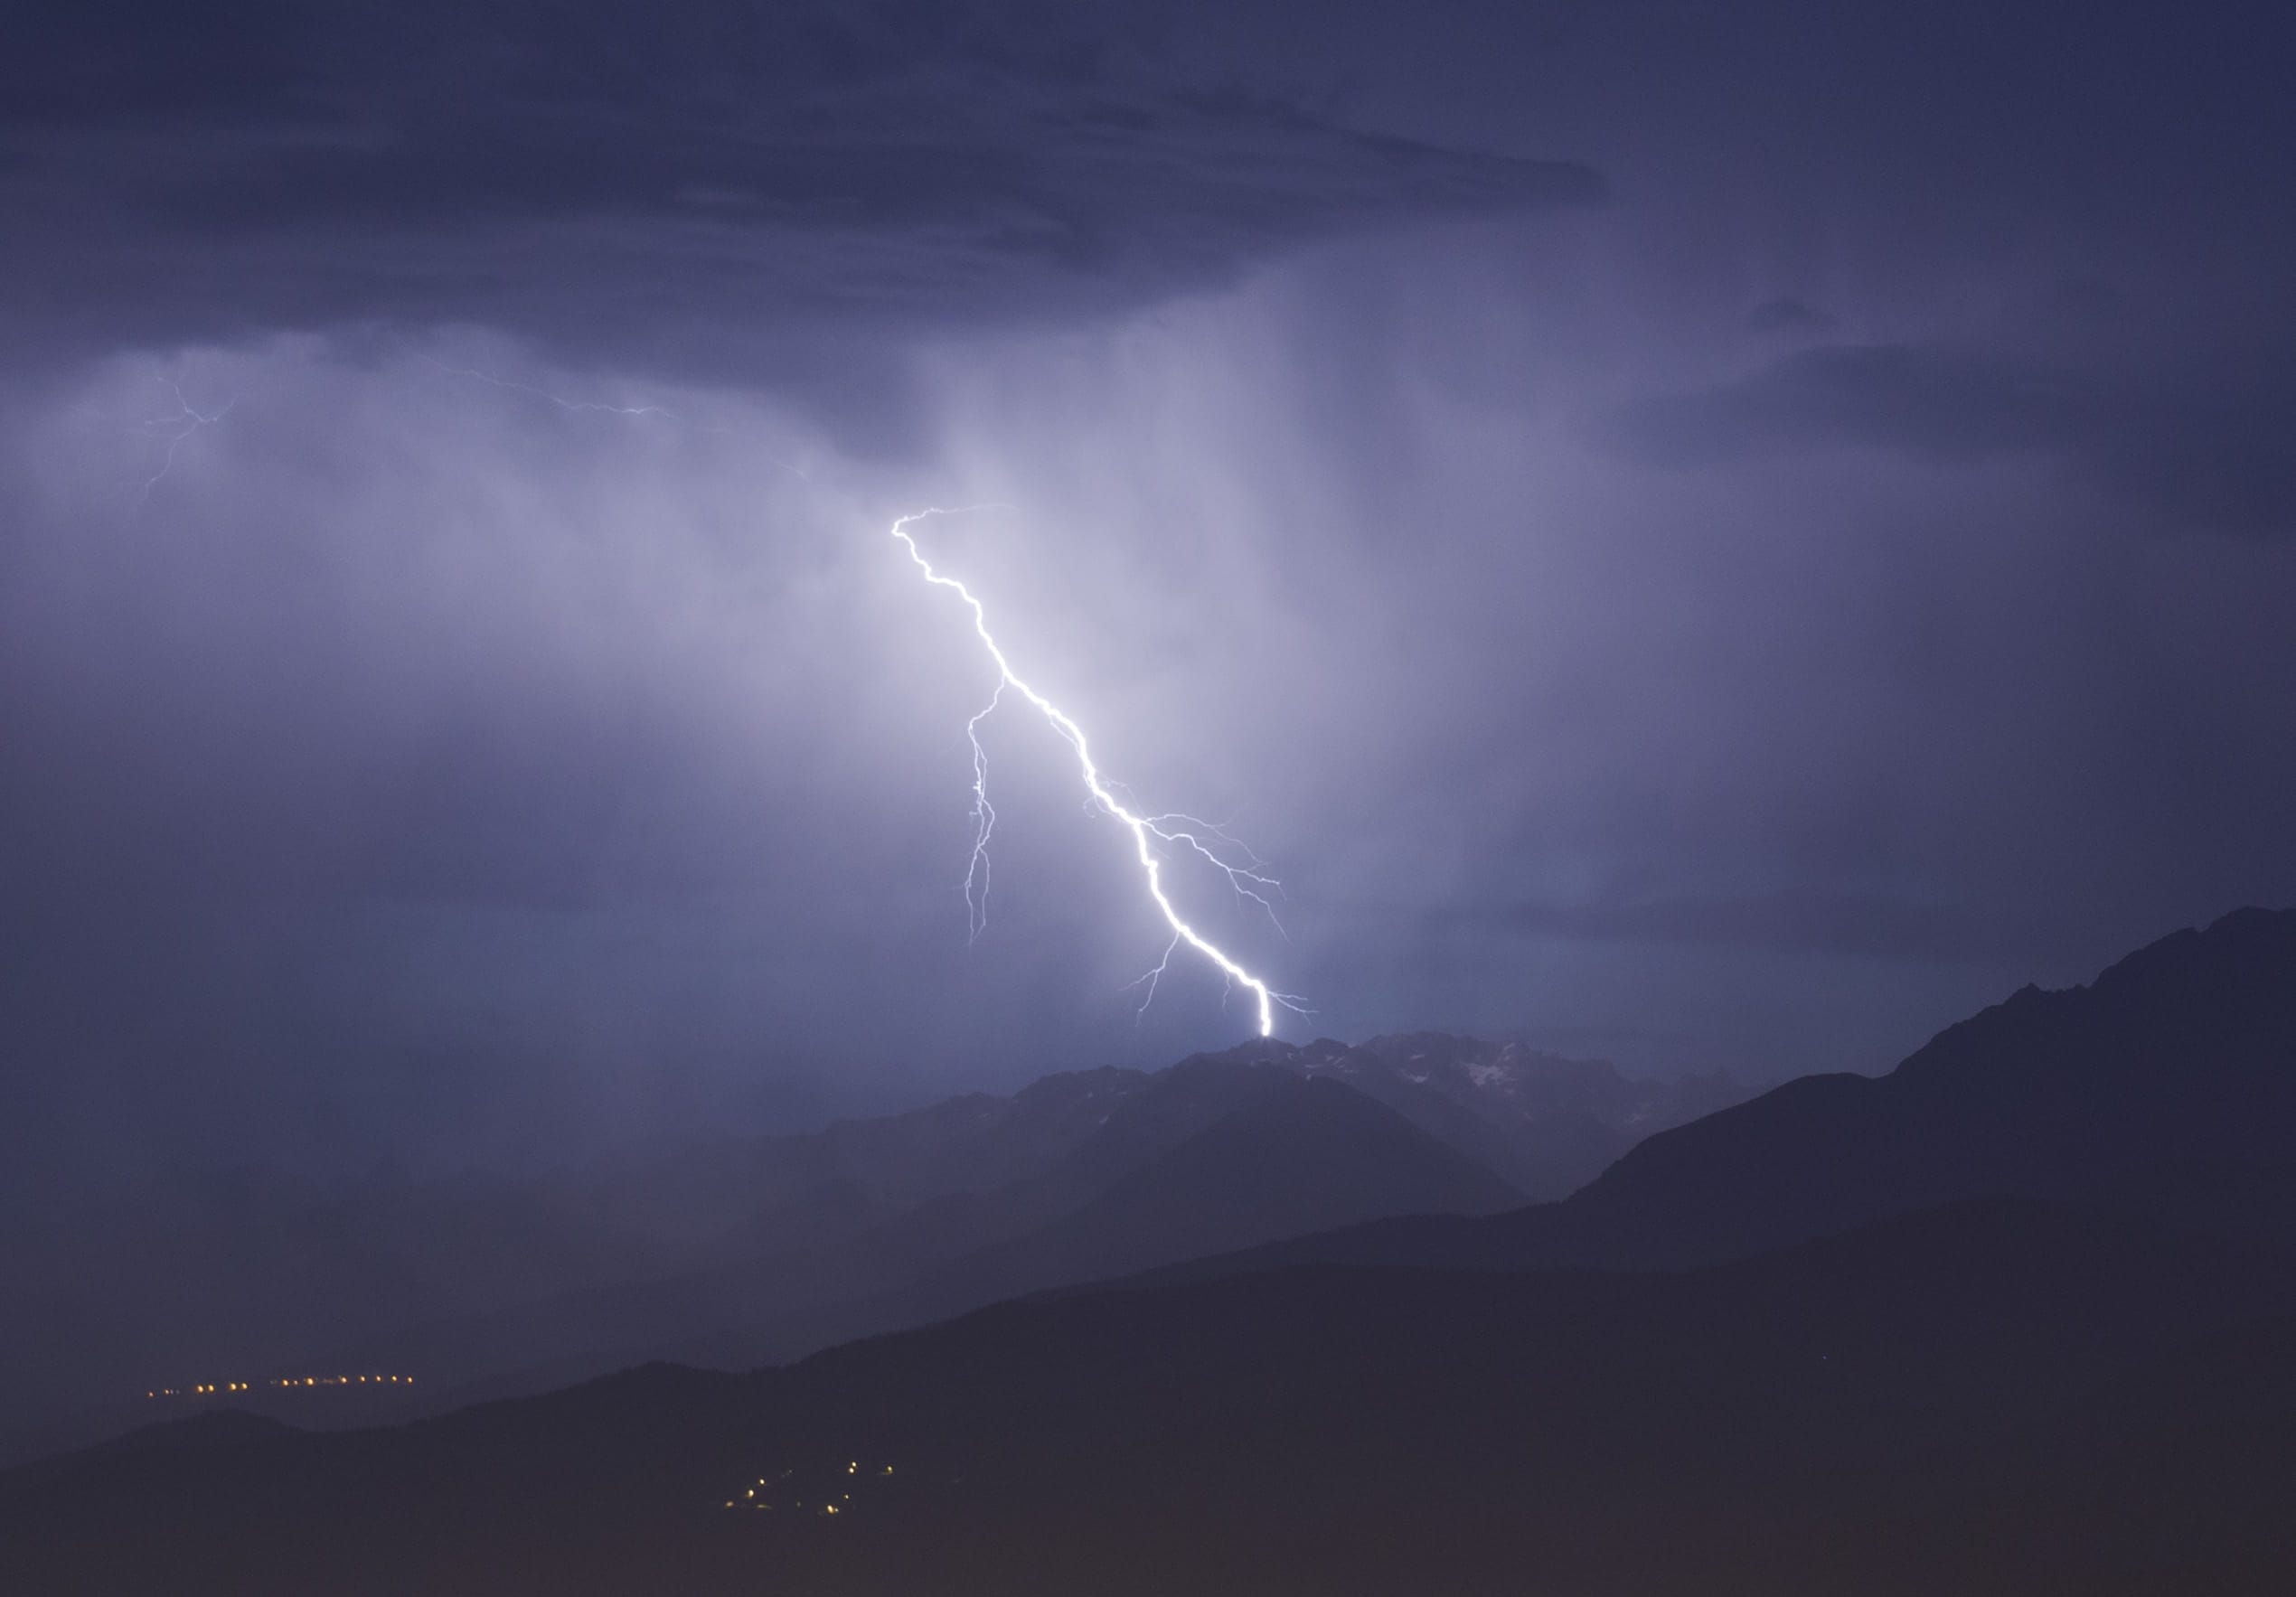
4,1,2291,1190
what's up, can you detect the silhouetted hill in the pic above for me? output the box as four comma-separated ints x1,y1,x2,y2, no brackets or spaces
1034,1073,1521,1270
360,1062,1320,1376
1199,1032,1742,1198
407,1068,1518,1394
0,1064,1158,1463
0,1407,305,1503
9,911,2294,1591
6,1193,2291,1594
658,1073,1519,1367
1151,907,2296,1281
3,1040,1618,1462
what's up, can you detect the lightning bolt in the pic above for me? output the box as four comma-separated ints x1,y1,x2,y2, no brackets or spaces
129,380,239,507
891,508,1303,1038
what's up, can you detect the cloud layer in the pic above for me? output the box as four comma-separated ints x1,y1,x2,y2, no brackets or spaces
1611,343,2296,539
5,0,2294,1192
0,2,1596,376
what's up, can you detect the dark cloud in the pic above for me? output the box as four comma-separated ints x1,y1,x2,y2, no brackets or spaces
0,1,1598,375
1610,345,2076,460
1746,297,1835,337
0,2,306,125
1607,343,2296,538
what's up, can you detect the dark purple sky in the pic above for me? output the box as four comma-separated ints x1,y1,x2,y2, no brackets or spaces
4,0,2291,1187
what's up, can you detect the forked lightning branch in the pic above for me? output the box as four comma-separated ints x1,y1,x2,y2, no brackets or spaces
890,509,1303,1038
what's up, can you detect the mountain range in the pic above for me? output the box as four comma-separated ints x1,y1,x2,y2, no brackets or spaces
0,1027,1727,1464
1152,904,2296,1281
4,907,2290,1594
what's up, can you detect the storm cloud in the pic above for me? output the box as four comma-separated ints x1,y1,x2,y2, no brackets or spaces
4,0,2293,1195
0,0,1598,383
1610,343,2296,538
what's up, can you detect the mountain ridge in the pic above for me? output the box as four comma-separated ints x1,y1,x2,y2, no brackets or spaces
6,908,2294,1592
0,1031,1682,1464
1126,906,2296,1285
